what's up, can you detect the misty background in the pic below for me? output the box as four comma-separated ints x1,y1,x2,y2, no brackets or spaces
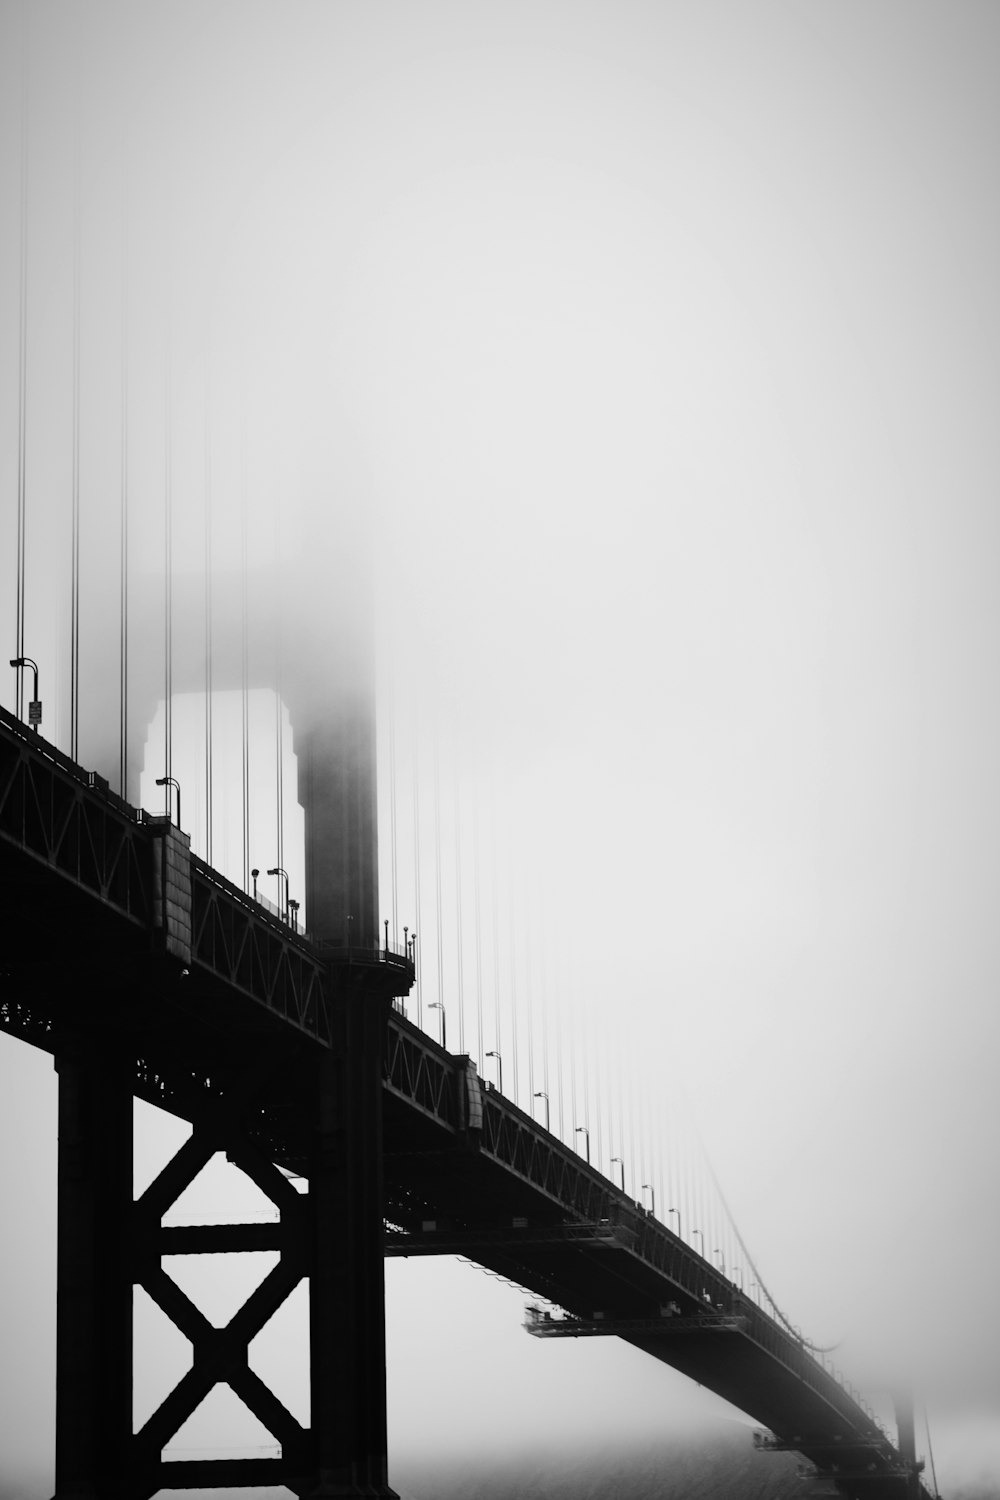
1,2,998,1495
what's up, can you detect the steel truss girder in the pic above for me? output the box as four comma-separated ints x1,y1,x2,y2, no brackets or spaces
384,1013,458,1127
0,706,151,923
191,858,332,1042
384,1220,638,1256
525,1309,748,1337
755,1431,896,1456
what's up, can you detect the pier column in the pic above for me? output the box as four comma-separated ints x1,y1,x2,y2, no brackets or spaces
51,1043,134,1500
302,977,397,1498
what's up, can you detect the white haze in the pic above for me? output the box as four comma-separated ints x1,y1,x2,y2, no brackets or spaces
0,2,998,1493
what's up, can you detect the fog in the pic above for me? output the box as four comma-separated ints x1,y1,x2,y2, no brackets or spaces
1,2,998,1494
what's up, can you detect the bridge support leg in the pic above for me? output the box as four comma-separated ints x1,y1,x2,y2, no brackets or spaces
51,1045,134,1500
301,981,398,1498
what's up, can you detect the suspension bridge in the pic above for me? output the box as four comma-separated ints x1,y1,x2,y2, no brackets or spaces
0,673,937,1497
0,8,955,1496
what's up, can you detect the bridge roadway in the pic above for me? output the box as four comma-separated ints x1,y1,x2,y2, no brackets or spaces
0,706,932,1500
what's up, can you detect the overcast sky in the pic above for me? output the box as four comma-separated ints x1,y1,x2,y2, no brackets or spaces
1,3,998,1494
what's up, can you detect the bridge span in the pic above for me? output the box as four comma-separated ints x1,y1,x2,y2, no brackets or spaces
0,704,933,1499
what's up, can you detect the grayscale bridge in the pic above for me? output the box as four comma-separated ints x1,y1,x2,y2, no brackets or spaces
0,703,935,1499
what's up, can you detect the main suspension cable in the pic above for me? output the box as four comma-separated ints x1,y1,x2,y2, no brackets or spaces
699,1137,840,1354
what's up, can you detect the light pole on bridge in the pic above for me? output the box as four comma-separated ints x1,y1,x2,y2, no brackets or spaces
610,1156,625,1192
155,775,182,830
641,1183,655,1217
668,1206,682,1241
9,656,41,731
429,1001,446,1050
693,1228,705,1257
574,1126,590,1164
485,1050,503,1095
714,1248,726,1277
533,1091,549,1131
267,866,290,922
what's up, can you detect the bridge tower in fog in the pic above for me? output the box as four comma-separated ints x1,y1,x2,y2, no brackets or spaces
3,556,413,1497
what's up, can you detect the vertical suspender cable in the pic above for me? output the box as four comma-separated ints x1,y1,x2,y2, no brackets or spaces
553,936,564,1140
453,719,465,1054
389,681,398,945
119,144,129,797
70,107,81,761
203,370,213,863
473,797,483,1067
490,783,501,1079
507,849,519,1104
274,501,283,879
524,877,534,1107
240,399,249,891
412,705,423,1027
15,13,29,721
163,315,173,799
433,727,444,1036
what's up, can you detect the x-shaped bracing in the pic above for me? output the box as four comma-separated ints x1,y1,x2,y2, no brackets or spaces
131,1095,308,1475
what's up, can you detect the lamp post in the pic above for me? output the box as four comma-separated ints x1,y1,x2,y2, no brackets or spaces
693,1228,705,1257
429,1001,446,1050
251,868,259,900
485,1050,502,1095
155,775,181,830
610,1156,625,1192
668,1207,682,1241
714,1248,726,1277
533,1091,549,1131
574,1126,590,1164
288,899,300,932
267,866,289,921
641,1183,655,1217
9,657,40,730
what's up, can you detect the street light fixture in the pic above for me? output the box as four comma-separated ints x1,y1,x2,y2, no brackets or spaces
266,866,289,921
429,1001,446,1050
533,1091,549,1131
485,1050,503,1095
155,775,181,830
641,1183,655,1217
668,1207,682,1240
693,1228,705,1257
574,1126,590,1163
714,1248,726,1276
610,1156,625,1192
251,867,260,900
9,657,41,731
288,899,300,932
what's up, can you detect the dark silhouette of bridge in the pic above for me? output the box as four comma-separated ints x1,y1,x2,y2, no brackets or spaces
0,699,935,1499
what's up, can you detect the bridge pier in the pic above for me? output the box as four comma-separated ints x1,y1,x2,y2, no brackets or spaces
45,973,400,1498
52,1043,134,1500
302,984,397,1498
